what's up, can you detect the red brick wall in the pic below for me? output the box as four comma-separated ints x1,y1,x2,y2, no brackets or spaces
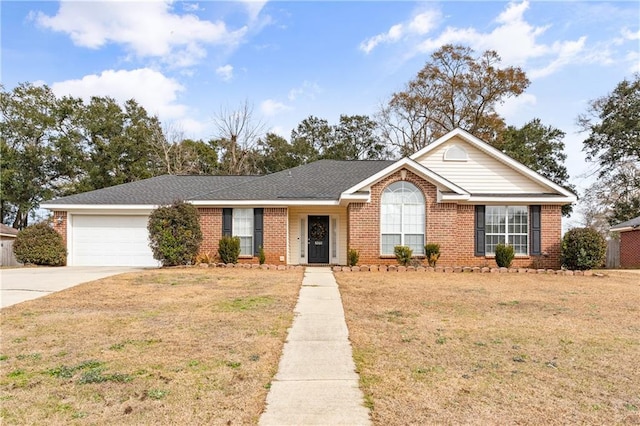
620,229,640,268
263,208,288,264
347,169,565,268
197,207,287,264
198,208,222,255
52,211,67,246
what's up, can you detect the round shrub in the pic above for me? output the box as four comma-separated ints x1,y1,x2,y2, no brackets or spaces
394,245,413,266
425,243,441,267
13,222,66,266
347,248,359,267
218,236,241,264
495,243,515,268
561,227,606,270
147,201,202,266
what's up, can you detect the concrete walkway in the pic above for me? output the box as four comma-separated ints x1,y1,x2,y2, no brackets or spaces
259,267,371,426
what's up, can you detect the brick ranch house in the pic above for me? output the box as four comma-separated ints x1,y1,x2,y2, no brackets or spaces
42,128,576,269
610,215,640,268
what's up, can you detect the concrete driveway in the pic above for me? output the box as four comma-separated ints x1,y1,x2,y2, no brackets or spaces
0,266,146,309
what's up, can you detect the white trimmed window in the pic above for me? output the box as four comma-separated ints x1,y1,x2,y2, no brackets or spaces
381,181,425,255
233,208,254,255
485,206,528,255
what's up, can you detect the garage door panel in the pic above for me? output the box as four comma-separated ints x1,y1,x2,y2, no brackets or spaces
72,215,158,267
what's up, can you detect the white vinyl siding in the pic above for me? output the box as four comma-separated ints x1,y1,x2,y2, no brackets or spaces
415,137,551,194
233,208,253,255
485,206,528,255
381,182,425,255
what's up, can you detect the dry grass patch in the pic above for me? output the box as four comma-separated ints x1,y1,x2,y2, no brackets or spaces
337,271,640,425
0,268,302,425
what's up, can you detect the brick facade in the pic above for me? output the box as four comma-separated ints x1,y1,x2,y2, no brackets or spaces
197,207,288,265
52,211,67,246
347,169,564,268
620,229,640,268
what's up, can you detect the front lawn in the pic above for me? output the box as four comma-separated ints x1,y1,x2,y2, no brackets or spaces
337,271,640,425
0,268,302,425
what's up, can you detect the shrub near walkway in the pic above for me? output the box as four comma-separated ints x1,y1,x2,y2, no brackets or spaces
337,271,640,425
0,269,301,425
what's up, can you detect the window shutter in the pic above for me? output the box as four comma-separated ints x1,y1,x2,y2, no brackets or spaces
222,208,232,236
475,205,485,256
530,205,541,255
254,208,264,256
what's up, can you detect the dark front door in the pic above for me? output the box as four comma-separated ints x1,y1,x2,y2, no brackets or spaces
308,215,330,264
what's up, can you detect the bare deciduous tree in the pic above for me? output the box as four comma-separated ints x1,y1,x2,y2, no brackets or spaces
213,100,266,175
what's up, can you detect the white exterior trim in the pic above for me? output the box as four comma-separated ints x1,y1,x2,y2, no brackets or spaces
410,128,577,199
340,157,469,199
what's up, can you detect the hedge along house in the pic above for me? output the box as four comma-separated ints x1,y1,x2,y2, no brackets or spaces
42,129,576,268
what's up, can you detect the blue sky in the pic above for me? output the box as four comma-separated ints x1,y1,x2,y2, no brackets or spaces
2,1,639,205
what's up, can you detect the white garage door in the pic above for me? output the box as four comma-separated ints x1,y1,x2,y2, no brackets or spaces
71,215,158,267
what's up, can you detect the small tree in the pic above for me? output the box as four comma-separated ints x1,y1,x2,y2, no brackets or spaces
347,248,359,267
394,245,413,266
494,243,515,268
218,236,241,264
561,227,606,270
258,245,266,265
147,201,202,266
13,222,66,266
424,243,441,267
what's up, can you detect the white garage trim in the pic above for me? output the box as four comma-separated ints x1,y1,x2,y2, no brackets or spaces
69,214,159,267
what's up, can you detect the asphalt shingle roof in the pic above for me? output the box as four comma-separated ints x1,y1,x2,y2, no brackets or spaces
610,215,640,231
44,160,395,205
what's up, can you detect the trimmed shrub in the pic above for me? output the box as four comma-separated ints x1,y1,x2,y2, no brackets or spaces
13,222,66,266
147,201,202,266
495,243,515,268
347,248,359,267
425,243,441,267
394,245,413,266
258,245,266,265
561,227,606,270
218,236,241,264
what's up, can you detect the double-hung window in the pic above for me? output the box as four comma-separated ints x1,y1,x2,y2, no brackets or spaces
233,208,254,255
485,206,528,255
381,181,425,255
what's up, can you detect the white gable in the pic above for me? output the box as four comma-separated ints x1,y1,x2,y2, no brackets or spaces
414,136,551,194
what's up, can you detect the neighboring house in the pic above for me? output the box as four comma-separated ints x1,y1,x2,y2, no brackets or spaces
0,223,20,267
610,215,640,268
41,128,576,268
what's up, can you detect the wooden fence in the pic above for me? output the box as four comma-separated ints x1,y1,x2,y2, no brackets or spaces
0,239,21,267
606,239,620,269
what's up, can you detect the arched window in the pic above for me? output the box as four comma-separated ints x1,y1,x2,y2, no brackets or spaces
380,181,425,255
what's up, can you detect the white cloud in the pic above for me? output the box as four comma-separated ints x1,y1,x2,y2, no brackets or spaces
626,51,640,74
360,9,441,54
216,64,234,82
528,37,587,79
495,93,537,122
415,1,553,67
239,0,269,23
365,1,596,80
288,81,322,101
260,99,291,116
622,27,640,41
51,68,186,120
34,0,247,67
182,2,202,13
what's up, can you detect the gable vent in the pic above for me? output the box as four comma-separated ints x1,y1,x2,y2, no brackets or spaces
443,144,468,161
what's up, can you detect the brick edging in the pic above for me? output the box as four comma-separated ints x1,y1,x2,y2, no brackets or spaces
190,263,597,276
331,265,597,276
